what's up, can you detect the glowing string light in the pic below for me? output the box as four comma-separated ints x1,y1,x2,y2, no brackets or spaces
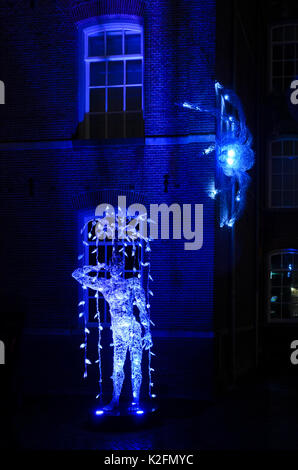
72,209,156,410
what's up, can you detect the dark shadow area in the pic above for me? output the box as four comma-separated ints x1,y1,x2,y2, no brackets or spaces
3,368,298,450
0,294,25,450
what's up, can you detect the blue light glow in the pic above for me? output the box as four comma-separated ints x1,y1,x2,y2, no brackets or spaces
226,219,235,228
136,410,144,415
208,182,220,200
181,82,255,228
72,210,155,412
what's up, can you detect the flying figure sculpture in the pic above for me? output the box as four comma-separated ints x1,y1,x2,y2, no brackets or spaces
72,254,153,412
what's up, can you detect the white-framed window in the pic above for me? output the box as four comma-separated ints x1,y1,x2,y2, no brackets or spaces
269,139,298,208
271,24,298,92
268,250,298,322
82,217,144,326
83,23,144,139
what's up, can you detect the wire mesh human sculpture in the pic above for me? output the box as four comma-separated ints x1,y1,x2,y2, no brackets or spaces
72,209,154,412
72,252,152,411
181,82,255,227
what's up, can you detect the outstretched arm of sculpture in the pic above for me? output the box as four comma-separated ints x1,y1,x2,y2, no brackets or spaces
131,279,153,350
72,264,108,291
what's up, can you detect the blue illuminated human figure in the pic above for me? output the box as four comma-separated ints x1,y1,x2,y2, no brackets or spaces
72,255,152,411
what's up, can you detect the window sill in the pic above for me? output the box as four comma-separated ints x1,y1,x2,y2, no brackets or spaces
73,137,145,148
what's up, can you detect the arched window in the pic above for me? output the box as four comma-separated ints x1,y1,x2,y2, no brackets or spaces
271,24,298,92
268,250,298,321
269,138,298,208
83,22,144,139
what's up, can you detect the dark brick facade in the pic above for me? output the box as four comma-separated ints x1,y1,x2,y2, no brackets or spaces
0,0,216,330
0,0,216,399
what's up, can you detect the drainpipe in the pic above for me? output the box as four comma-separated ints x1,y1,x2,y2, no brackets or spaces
231,0,237,385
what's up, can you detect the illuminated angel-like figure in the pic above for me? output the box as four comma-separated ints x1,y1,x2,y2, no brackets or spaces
182,81,255,227
72,255,153,411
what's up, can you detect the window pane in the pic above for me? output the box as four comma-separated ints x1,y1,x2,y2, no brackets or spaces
285,25,296,41
284,43,295,60
89,114,105,139
284,174,293,190
126,86,142,111
284,140,293,155
272,44,283,60
282,303,292,319
88,249,106,270
269,251,298,321
270,302,281,320
272,61,283,76
271,272,283,286
126,112,143,138
272,77,283,91
95,245,106,264
108,87,123,112
125,246,134,270
108,113,124,138
108,61,124,85
107,31,122,55
272,175,282,190
272,141,282,155
271,140,298,208
283,191,294,206
271,191,282,206
271,255,281,269
290,303,298,318
88,33,105,57
90,88,105,112
284,61,295,76
126,60,142,84
125,33,141,54
272,158,282,173
283,253,293,268
283,286,292,303
272,27,283,42
283,157,293,173
90,62,106,86
284,76,294,91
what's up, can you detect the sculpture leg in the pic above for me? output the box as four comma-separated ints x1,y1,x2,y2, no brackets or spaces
129,320,143,408
103,330,128,411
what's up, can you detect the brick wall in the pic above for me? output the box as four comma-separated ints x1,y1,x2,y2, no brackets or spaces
0,0,216,331
0,141,215,330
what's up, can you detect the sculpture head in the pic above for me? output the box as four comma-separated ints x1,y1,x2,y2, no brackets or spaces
108,252,124,279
